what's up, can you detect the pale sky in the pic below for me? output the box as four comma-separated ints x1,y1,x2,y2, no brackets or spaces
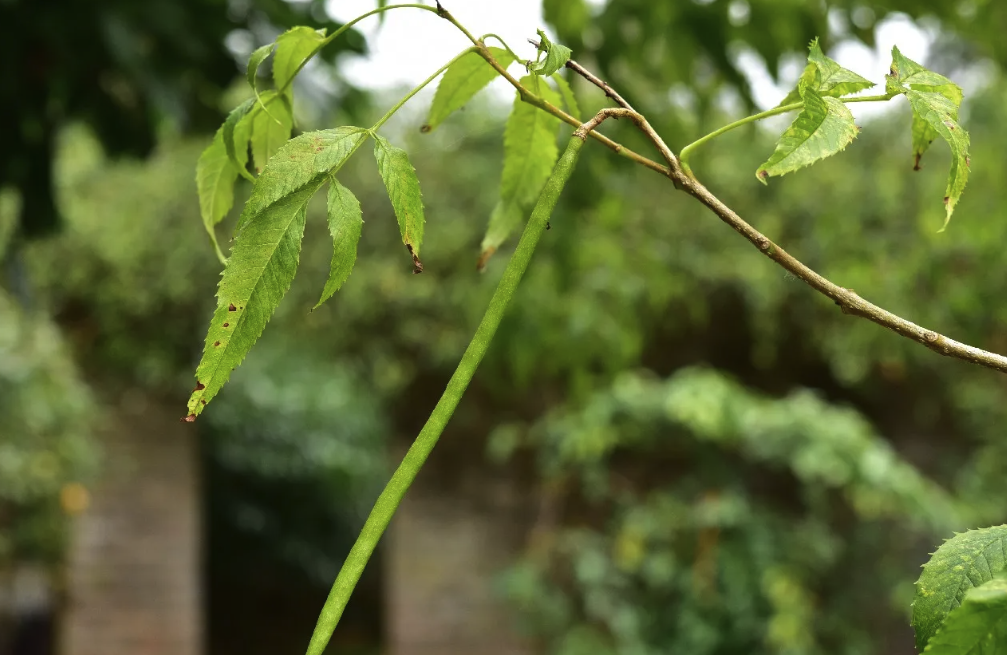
323,1,933,122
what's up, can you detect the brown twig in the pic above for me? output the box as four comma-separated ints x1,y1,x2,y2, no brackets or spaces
556,52,1007,374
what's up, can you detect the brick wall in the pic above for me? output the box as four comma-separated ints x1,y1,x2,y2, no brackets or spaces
60,396,201,655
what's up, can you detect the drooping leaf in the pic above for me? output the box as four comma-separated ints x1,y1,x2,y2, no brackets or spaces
315,178,363,308
250,90,294,175
478,200,522,270
912,525,1007,651
920,576,1007,655
373,134,425,270
757,82,859,183
247,43,275,91
905,89,970,230
189,128,369,417
273,26,326,92
195,130,238,262
806,38,874,97
530,29,572,77
552,72,581,120
422,47,516,132
777,38,873,106
223,98,257,181
479,74,561,264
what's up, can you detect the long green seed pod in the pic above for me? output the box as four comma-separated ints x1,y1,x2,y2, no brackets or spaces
304,133,587,655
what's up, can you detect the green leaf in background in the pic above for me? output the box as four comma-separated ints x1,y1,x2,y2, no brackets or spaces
273,26,326,92
757,80,859,183
920,576,1007,655
912,526,1007,651
223,98,256,181
480,74,561,264
196,116,251,262
778,38,873,106
246,43,275,91
478,200,522,270
905,89,970,229
250,90,293,175
373,134,425,271
551,72,581,120
422,47,516,132
315,178,363,308
188,128,370,417
530,29,572,77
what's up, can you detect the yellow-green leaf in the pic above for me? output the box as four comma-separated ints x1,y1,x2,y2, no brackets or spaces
423,47,516,132
250,90,293,175
905,89,970,230
273,26,326,91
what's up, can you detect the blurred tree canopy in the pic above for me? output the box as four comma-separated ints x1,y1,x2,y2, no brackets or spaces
5,0,1007,652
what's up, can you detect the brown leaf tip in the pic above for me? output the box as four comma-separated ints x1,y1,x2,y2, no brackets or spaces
182,414,197,423
477,247,496,272
914,153,922,171
228,303,237,312
420,124,432,133
757,170,769,180
407,244,423,274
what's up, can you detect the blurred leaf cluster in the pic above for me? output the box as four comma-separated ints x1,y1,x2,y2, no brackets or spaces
0,286,95,565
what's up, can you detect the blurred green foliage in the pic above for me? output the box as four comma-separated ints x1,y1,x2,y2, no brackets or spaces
5,0,1007,652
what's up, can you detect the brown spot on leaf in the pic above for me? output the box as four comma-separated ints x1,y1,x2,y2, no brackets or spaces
201,399,206,405
477,247,496,272
966,156,971,167
228,303,237,311
944,196,950,205
420,124,432,133
757,170,769,180
546,221,551,230
214,341,221,347
194,382,205,391
407,244,423,274
223,322,230,328
183,414,196,423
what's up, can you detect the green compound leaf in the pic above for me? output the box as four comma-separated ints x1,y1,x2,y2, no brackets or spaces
373,134,425,271
223,98,256,182
315,178,363,308
480,74,561,265
247,43,275,91
778,38,873,106
250,90,293,175
530,29,572,77
913,526,1007,651
921,576,1007,655
887,45,964,103
189,128,369,418
905,89,970,230
423,47,516,133
273,26,326,92
551,72,581,120
757,82,859,183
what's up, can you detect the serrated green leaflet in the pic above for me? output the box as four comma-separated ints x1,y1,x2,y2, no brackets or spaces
807,38,874,97
913,526,1007,651
373,134,425,268
551,73,581,120
223,98,256,181
250,90,293,175
189,128,369,416
920,577,1007,655
778,38,873,106
905,89,970,230
757,83,858,182
237,127,368,233
887,46,964,103
531,29,571,77
315,178,363,308
186,182,316,418
479,74,561,264
423,47,515,133
273,26,326,92
247,43,275,91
